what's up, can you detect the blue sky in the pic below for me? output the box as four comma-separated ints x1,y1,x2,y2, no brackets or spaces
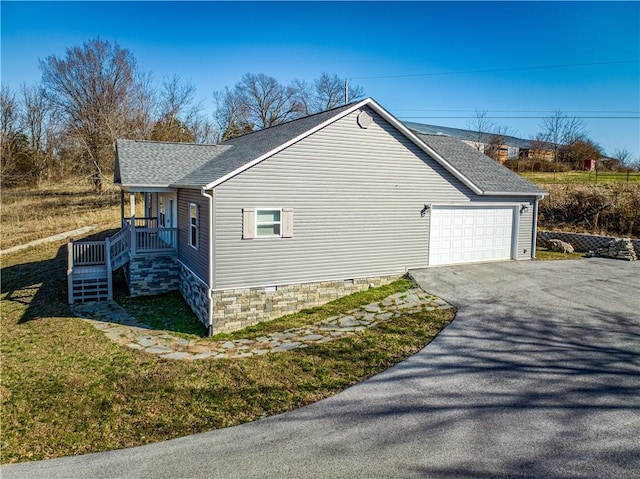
2,1,639,159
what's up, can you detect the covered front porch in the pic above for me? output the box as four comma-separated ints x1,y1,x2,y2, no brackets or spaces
67,188,179,304
119,188,179,252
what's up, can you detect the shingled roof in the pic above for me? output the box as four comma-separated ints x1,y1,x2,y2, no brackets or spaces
415,133,546,195
115,98,545,196
115,140,229,187
403,121,533,150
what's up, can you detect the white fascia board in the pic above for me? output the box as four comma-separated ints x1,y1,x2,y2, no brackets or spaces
364,99,485,196
482,190,549,197
203,99,373,190
120,185,176,193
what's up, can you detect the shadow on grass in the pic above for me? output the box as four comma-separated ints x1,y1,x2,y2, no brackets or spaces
2,228,205,336
1,245,71,323
1,229,119,324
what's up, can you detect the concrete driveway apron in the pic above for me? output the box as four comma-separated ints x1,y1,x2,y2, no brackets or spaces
3,258,639,479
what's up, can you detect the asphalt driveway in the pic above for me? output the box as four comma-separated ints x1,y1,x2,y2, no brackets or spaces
4,258,639,479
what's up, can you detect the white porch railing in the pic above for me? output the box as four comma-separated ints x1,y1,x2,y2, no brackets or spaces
68,219,178,303
124,216,158,228
110,224,130,270
69,240,106,265
131,227,178,254
67,239,112,304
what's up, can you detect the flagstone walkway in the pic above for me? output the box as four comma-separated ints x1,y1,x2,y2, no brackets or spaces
71,288,454,361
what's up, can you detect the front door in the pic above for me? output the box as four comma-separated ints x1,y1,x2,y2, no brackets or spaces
159,194,177,247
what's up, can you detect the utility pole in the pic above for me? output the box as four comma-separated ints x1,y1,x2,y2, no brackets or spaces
344,78,349,104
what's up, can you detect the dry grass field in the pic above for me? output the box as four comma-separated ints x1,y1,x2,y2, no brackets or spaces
1,180,124,250
521,170,640,185
534,182,640,238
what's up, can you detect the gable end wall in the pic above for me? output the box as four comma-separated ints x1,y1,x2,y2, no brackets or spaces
212,107,536,290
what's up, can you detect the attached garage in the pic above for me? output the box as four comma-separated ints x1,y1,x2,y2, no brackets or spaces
116,98,549,333
429,206,516,266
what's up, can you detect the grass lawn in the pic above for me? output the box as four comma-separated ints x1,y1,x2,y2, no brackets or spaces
521,170,640,185
535,246,583,261
1,235,455,464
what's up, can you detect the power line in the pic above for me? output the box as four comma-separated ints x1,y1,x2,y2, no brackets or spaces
393,109,640,114
350,60,639,80
398,116,640,120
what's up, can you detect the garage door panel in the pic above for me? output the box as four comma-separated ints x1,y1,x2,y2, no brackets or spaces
430,206,514,266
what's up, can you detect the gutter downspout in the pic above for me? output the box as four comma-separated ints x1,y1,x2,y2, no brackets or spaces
531,196,541,259
201,187,215,337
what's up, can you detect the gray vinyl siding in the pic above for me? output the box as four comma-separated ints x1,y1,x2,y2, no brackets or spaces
516,201,535,259
177,188,209,283
212,108,492,289
212,107,538,289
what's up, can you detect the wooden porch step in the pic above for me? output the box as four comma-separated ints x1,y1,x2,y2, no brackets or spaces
68,265,111,303
69,276,110,302
73,265,108,277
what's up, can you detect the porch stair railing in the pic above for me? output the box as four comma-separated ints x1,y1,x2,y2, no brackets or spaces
67,219,177,304
110,223,130,271
67,240,112,304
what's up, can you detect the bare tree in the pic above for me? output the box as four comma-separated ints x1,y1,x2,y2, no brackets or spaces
539,110,587,164
313,73,364,111
40,38,146,191
159,75,196,119
613,148,633,169
151,75,199,142
1,86,28,186
235,73,297,129
289,79,313,116
20,84,57,185
212,87,254,141
466,109,494,152
466,110,515,162
214,72,366,140
126,70,155,141
291,73,365,115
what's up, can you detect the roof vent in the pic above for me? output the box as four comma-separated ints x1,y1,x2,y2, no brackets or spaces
357,111,372,129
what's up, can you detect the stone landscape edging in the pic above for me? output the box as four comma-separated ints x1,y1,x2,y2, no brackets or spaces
537,230,640,256
72,288,454,360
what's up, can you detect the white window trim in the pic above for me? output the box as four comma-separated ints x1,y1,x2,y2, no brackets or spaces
189,202,199,250
255,208,283,238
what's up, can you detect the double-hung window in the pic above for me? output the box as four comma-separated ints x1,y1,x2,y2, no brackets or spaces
189,203,198,249
243,208,293,239
256,209,281,237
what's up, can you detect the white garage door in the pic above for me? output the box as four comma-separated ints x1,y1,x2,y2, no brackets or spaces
429,206,515,266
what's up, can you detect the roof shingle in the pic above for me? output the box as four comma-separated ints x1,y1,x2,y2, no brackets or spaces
415,133,546,195
115,140,229,187
115,98,545,197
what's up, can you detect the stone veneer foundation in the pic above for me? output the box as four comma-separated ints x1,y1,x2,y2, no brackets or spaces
211,275,401,333
178,262,210,327
127,253,180,297
125,258,403,335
